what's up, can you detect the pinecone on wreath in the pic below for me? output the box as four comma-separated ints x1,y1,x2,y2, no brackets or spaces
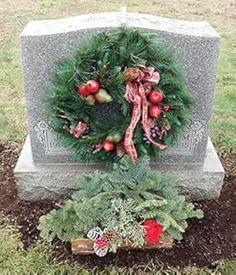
116,142,126,157
123,67,140,81
104,228,117,242
162,119,171,131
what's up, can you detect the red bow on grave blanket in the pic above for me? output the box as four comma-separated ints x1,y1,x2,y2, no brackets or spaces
124,65,167,164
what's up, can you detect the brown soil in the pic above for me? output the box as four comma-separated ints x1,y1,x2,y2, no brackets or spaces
0,141,235,268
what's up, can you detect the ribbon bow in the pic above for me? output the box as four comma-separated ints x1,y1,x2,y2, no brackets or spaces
124,65,167,164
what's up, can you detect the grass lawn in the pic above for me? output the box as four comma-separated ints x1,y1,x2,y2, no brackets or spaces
0,213,235,275
0,0,235,274
0,0,235,149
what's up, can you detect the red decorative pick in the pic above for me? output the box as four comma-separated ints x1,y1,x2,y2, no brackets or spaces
95,237,108,249
70,121,87,138
87,227,109,257
144,219,164,244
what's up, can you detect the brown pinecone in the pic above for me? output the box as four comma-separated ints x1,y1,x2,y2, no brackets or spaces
162,119,171,131
104,228,117,242
123,67,140,81
116,142,126,157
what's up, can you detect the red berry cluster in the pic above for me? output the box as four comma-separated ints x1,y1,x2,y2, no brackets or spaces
95,237,108,249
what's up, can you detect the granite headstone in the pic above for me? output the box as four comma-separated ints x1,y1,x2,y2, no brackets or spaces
15,13,224,200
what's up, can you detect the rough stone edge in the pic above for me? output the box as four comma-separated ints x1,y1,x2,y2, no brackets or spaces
21,12,220,39
14,136,225,201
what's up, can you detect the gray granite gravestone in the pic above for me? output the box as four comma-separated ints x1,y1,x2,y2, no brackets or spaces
15,13,224,200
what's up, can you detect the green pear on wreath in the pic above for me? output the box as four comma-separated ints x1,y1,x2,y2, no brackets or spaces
95,89,113,103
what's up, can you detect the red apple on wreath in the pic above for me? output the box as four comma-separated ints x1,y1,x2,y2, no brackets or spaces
149,105,162,118
76,84,90,96
86,79,100,94
148,90,163,104
103,140,115,152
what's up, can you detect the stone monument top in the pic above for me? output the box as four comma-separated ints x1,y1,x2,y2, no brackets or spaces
21,13,219,38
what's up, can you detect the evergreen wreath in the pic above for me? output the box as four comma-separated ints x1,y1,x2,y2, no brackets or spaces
47,27,193,163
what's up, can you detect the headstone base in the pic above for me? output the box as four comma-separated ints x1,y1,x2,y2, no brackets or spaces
14,136,224,201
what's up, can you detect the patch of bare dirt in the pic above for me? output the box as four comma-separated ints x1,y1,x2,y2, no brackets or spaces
0,141,235,268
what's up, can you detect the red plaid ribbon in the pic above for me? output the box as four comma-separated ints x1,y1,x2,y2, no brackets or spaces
124,82,142,163
124,66,167,164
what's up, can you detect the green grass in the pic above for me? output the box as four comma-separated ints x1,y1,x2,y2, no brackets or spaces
0,213,235,275
211,29,236,150
0,1,235,273
0,0,235,149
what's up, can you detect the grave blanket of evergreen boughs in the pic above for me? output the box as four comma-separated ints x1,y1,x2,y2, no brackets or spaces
39,157,203,254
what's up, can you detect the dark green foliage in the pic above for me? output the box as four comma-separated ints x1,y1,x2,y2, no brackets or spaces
46,27,193,163
39,157,203,247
